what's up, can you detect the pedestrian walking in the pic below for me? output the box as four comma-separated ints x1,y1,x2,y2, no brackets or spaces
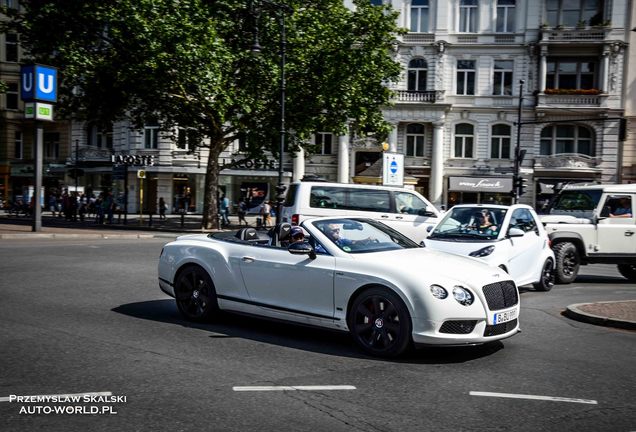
159,197,167,220
261,201,272,228
220,194,230,227
237,199,248,226
48,194,57,217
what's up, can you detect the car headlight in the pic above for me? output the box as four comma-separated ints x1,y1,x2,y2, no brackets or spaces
453,286,474,306
430,284,448,299
469,245,495,257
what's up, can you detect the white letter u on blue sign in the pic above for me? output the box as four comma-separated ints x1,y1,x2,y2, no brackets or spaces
38,73,54,94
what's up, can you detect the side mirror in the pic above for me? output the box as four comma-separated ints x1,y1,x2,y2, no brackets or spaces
507,227,525,237
426,225,433,233
418,207,437,217
288,242,316,259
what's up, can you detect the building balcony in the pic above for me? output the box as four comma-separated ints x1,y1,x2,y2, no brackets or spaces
537,91,607,108
394,90,444,103
539,28,608,43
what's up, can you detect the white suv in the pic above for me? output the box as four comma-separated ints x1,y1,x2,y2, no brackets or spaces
424,204,555,291
540,183,636,283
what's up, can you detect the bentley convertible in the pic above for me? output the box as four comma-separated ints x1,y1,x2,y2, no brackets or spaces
158,217,520,357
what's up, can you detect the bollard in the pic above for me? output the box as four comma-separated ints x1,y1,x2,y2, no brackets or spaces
180,212,185,228
148,212,153,227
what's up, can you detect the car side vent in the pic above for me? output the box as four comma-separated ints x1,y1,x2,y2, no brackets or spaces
439,320,477,334
482,281,518,310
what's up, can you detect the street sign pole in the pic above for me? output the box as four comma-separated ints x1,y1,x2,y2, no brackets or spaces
32,123,43,232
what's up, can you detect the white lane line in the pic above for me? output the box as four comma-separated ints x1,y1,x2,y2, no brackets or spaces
0,391,112,402
470,391,597,405
233,385,356,392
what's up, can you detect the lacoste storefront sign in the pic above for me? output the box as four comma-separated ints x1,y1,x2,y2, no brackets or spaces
449,176,513,192
111,153,155,166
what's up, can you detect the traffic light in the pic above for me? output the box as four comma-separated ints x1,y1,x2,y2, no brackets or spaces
275,183,287,202
514,176,528,196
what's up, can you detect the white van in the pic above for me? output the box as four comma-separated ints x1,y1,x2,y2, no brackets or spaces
280,181,440,243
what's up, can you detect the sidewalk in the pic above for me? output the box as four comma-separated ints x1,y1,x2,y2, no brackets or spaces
1,211,634,331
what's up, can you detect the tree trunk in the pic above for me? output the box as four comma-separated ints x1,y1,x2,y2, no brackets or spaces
202,143,222,230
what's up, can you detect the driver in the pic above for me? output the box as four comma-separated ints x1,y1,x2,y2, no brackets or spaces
474,210,497,232
325,223,374,247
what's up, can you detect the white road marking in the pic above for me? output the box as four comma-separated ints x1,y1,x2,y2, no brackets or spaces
0,391,112,402
469,391,597,405
233,385,356,392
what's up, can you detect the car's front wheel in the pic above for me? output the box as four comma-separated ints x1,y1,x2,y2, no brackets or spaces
533,258,555,292
554,242,580,284
617,264,636,282
348,287,412,358
174,265,219,322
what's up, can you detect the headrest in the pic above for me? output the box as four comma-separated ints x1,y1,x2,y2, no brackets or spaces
277,223,292,241
236,227,259,241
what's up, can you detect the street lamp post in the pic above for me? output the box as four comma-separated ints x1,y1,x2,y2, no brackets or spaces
251,0,292,227
513,80,525,204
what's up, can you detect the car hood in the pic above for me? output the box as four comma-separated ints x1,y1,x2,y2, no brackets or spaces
353,247,508,288
539,214,593,224
423,238,496,257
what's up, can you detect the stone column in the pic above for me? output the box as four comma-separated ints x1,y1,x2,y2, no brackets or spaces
601,47,610,93
337,131,349,183
430,121,445,207
388,123,398,153
292,147,305,182
539,49,547,92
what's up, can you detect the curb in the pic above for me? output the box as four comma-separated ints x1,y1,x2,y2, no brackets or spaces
564,302,636,331
0,233,159,240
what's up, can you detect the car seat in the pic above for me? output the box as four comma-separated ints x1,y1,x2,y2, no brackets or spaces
273,223,292,247
235,227,260,242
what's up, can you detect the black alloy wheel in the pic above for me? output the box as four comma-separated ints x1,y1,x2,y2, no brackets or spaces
349,287,412,358
533,259,555,292
175,265,219,322
554,242,580,284
617,264,636,282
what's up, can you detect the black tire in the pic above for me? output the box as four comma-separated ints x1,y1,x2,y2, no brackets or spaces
617,264,636,282
348,287,412,358
553,242,580,284
174,265,219,322
533,258,555,292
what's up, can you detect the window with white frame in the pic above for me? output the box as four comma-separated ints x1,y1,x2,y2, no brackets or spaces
546,59,597,90
410,0,429,33
5,33,18,62
6,82,18,109
496,0,516,32
454,123,474,158
177,128,198,152
493,60,513,95
546,0,604,28
457,60,476,95
491,124,511,159
540,125,594,156
459,0,478,33
144,123,159,149
44,133,60,160
407,58,427,91
14,131,23,159
315,132,333,155
406,124,425,157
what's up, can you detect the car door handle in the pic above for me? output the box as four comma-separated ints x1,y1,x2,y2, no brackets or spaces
626,231,635,237
242,256,255,262
395,216,403,220
381,215,389,218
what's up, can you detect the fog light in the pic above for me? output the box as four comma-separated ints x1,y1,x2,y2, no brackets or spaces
430,284,448,299
453,286,474,306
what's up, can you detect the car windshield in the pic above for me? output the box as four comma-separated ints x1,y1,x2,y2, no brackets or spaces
549,189,603,213
312,218,419,253
429,207,507,241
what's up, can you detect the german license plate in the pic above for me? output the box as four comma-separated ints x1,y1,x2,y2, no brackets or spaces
493,308,517,325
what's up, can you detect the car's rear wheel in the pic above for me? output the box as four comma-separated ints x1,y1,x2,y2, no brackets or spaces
348,287,412,358
617,264,636,282
554,242,580,284
174,265,219,322
533,258,555,292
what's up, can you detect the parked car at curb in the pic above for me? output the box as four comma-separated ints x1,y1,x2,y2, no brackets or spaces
158,217,520,358
540,183,636,283
423,204,555,291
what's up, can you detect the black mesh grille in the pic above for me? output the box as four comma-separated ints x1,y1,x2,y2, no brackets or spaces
439,320,477,334
482,281,518,310
484,319,518,337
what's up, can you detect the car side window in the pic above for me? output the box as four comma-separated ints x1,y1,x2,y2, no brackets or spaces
510,209,537,234
309,187,390,213
601,195,634,219
394,191,427,215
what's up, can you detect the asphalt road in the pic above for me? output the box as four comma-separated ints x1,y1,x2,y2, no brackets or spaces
0,238,634,432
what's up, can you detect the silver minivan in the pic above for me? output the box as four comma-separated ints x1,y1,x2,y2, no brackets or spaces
280,181,440,243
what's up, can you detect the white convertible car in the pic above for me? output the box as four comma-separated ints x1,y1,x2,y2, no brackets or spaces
158,217,520,357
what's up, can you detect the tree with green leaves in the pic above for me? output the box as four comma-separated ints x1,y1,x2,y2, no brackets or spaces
5,0,403,229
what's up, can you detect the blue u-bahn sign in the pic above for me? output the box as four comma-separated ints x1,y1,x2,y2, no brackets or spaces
20,64,57,103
